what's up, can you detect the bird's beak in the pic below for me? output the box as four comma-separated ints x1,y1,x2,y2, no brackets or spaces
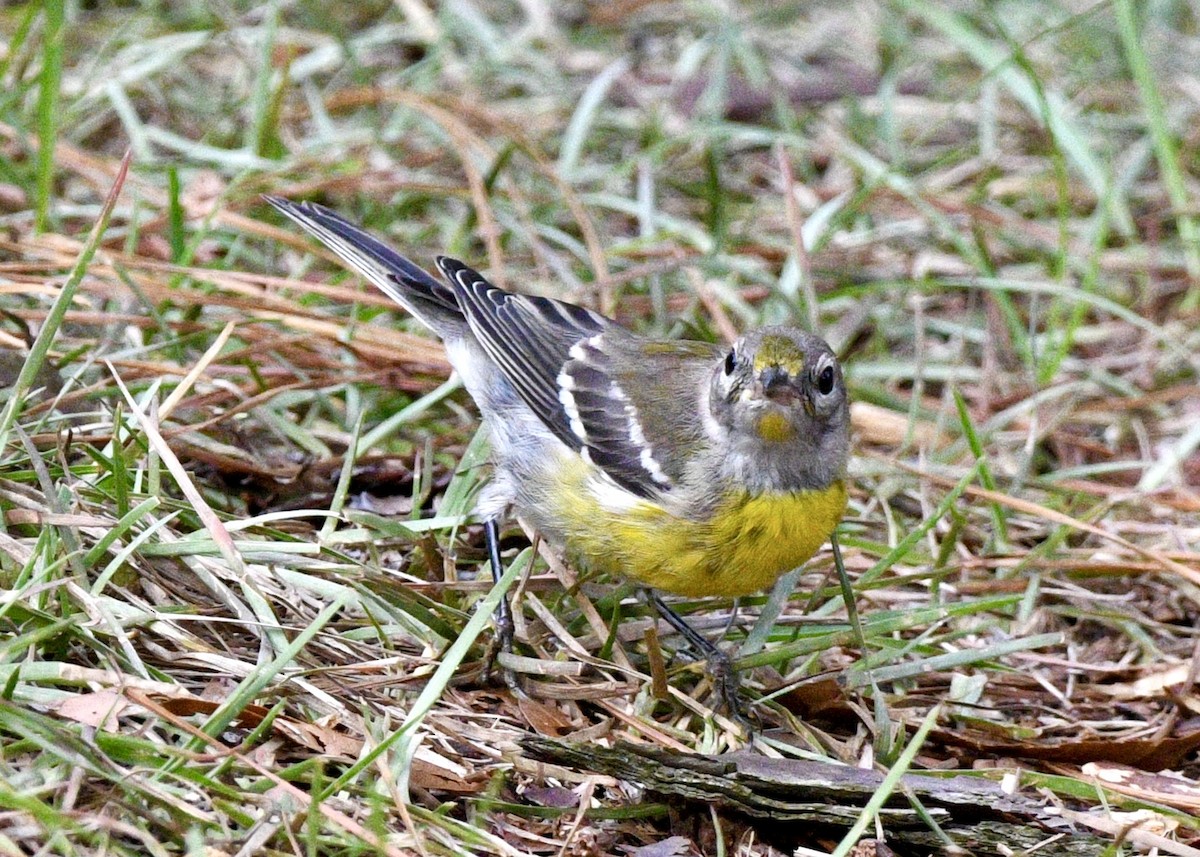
758,365,801,405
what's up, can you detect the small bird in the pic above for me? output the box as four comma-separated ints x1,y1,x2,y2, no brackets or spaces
267,197,851,712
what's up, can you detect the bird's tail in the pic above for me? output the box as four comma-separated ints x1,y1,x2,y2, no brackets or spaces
264,196,465,336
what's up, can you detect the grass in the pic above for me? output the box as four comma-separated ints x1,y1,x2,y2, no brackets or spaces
1,1,1199,854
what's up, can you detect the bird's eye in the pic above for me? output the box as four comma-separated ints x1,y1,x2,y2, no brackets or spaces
817,364,836,395
724,349,737,375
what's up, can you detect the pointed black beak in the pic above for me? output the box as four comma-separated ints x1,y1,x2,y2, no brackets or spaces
759,365,800,404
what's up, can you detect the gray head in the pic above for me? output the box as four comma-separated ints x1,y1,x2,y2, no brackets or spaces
706,327,850,492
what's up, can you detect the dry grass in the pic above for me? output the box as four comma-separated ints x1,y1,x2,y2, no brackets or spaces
1,1,1199,854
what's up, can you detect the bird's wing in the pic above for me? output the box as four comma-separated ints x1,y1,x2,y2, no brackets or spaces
559,334,718,498
438,258,715,499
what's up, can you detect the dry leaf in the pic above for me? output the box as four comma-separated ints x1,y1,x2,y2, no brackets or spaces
56,691,127,731
935,725,1200,771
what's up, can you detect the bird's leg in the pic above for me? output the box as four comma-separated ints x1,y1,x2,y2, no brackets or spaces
484,517,514,653
645,590,746,721
482,516,523,695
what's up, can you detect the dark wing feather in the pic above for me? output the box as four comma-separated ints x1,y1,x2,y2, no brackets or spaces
437,257,612,453
559,337,718,497
439,258,713,499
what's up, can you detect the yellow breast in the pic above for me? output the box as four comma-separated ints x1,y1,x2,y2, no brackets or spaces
544,463,847,598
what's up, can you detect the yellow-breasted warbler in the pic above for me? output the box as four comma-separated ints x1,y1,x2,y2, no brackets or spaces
267,197,850,712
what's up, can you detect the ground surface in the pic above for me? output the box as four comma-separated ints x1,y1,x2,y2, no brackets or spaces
0,1,1199,855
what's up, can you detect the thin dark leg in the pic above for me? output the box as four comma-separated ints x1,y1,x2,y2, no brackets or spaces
483,517,521,694
645,590,747,722
485,517,514,654
721,598,741,639
646,590,721,658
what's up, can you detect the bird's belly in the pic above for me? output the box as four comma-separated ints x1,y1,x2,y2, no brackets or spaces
523,458,847,598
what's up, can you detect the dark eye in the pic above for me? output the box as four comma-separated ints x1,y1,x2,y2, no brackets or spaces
724,350,737,375
817,364,835,395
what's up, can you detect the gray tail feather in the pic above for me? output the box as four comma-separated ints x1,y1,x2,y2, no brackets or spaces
264,196,464,336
